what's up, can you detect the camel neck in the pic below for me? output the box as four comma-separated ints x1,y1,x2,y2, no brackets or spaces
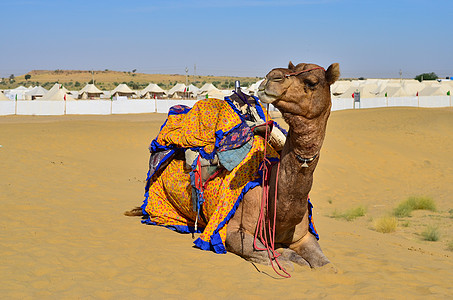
270,112,329,231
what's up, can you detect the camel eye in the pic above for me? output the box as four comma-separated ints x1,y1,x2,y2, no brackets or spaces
305,78,319,88
271,76,284,82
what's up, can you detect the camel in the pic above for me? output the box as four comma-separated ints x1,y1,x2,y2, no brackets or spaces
126,61,340,271
225,62,340,269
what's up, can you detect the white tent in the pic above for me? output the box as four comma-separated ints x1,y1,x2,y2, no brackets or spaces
187,84,200,98
168,83,187,98
8,85,29,100
78,83,104,99
401,80,424,97
377,83,411,97
199,83,218,94
140,83,167,98
205,89,226,100
25,86,48,100
338,81,381,98
111,83,136,98
40,85,75,101
46,83,70,95
418,84,449,96
331,81,352,96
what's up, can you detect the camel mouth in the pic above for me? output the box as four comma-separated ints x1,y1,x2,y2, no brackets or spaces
257,91,278,104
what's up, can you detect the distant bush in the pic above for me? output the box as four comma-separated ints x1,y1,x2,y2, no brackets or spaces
393,196,436,217
330,206,366,221
74,81,81,87
421,225,440,241
374,216,397,233
415,72,438,82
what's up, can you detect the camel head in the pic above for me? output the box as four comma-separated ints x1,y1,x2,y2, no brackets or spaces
258,62,340,119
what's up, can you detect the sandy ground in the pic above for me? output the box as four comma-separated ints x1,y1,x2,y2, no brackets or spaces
1,107,452,299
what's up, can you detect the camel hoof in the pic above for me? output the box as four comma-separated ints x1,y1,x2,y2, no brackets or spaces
314,262,339,274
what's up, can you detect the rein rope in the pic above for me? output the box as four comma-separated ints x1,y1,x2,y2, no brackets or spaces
285,66,325,78
253,104,291,278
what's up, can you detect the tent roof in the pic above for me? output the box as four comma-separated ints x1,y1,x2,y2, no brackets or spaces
141,83,166,95
205,89,226,100
331,81,353,95
12,86,28,91
418,84,449,96
80,83,103,94
199,83,219,93
187,84,199,94
47,83,70,94
168,83,187,94
40,85,74,101
25,86,48,96
112,83,135,94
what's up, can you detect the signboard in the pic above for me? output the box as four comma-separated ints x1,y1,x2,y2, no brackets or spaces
353,91,360,109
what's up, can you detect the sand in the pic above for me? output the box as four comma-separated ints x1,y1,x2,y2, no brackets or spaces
1,108,452,299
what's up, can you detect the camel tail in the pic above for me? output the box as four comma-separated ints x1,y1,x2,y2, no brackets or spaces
124,206,144,217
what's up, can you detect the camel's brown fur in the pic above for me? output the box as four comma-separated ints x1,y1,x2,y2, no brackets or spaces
226,62,340,269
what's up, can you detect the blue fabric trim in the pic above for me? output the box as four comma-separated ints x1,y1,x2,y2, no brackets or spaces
224,96,246,122
150,150,176,179
141,169,152,216
256,157,280,179
141,149,176,216
193,178,262,254
198,145,217,160
141,219,204,234
149,105,191,153
252,96,267,122
308,198,319,240
150,139,175,153
252,96,288,136
168,105,191,116
273,121,288,136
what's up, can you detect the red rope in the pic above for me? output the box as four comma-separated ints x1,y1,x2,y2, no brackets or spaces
253,105,291,278
285,66,325,78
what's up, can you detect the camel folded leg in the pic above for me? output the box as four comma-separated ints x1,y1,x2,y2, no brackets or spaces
290,232,331,268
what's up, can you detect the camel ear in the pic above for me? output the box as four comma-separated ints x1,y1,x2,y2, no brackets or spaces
326,63,340,85
288,61,295,70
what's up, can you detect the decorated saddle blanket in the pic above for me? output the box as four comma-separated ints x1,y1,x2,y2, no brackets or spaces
140,97,317,254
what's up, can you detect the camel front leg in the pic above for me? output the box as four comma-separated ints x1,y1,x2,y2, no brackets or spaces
225,226,274,265
290,232,331,268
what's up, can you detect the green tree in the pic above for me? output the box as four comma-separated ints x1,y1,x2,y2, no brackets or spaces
25,74,31,81
415,72,438,82
74,81,81,87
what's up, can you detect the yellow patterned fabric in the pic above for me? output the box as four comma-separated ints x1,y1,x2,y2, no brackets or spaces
155,98,244,155
143,136,279,253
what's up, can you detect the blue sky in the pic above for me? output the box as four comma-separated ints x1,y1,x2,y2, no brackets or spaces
1,0,452,79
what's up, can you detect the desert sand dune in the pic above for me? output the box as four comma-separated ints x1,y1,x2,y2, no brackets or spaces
1,108,452,298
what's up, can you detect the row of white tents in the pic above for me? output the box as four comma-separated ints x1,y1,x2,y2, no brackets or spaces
331,79,452,98
1,79,452,102
0,82,240,101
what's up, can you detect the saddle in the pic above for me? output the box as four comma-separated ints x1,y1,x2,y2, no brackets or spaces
147,95,287,216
